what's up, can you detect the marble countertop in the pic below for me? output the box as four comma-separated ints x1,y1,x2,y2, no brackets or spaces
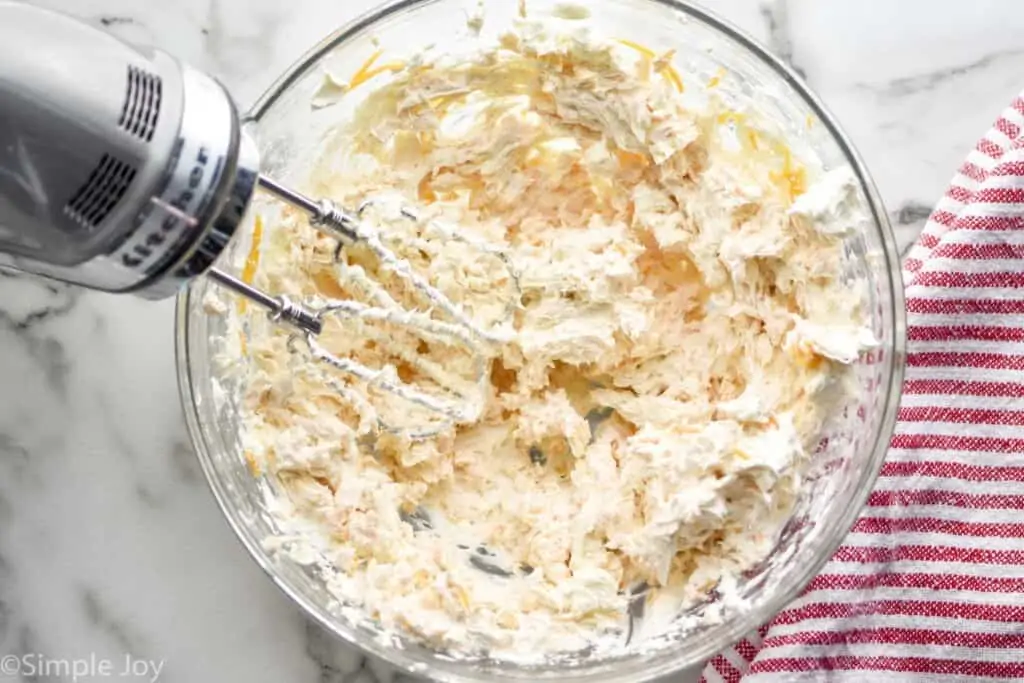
1,0,1020,681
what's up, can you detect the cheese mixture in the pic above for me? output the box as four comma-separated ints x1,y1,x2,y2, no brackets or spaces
216,12,876,661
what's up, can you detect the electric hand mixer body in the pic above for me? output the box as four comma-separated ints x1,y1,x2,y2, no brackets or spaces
0,2,515,427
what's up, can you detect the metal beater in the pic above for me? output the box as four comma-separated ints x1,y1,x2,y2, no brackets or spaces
211,177,518,426
0,2,517,426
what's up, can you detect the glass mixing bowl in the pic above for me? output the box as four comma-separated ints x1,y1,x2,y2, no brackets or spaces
175,0,906,680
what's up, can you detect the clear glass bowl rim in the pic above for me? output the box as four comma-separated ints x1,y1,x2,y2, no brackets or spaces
174,0,907,679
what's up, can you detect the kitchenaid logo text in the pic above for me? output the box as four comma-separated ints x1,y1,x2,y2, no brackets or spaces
0,652,163,681
122,143,212,269
164,144,211,224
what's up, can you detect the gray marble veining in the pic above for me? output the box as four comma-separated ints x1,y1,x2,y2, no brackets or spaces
1,0,1022,680
759,0,805,78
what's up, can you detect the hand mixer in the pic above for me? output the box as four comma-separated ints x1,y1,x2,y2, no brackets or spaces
0,2,517,426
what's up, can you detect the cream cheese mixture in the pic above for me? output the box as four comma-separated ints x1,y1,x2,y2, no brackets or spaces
215,11,876,661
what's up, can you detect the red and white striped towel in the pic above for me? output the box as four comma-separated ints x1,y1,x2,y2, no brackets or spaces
702,93,1024,681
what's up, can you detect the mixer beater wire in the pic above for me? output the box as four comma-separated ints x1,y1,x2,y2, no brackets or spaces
207,174,520,433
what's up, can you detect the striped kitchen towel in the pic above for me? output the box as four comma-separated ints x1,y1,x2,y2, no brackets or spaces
702,92,1024,681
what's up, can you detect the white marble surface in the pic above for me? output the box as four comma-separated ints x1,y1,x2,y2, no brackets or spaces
0,0,1021,681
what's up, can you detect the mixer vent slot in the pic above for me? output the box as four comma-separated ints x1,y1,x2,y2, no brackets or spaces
64,154,138,229
118,65,162,142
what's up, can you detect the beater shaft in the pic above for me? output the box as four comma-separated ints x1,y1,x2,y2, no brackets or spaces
257,175,359,243
206,267,323,335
